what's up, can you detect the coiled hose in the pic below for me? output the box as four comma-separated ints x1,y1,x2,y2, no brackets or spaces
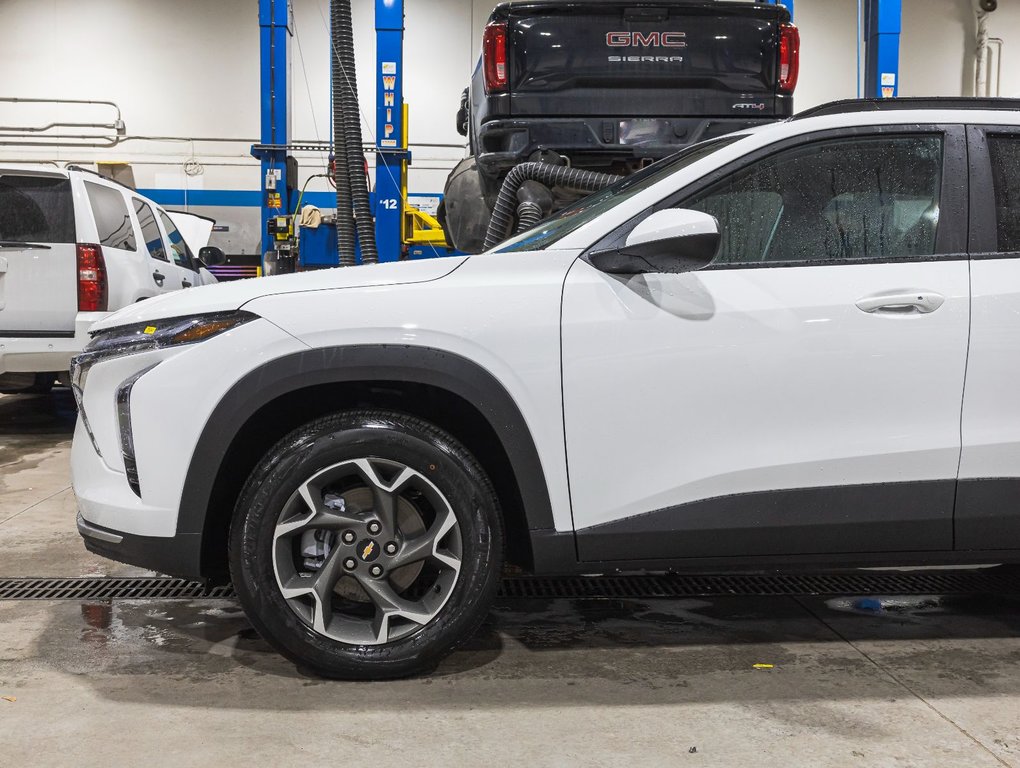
515,201,544,233
330,0,355,265
515,180,554,234
333,0,378,264
482,163,623,250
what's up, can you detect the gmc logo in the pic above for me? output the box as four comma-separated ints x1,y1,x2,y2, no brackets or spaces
606,31,687,48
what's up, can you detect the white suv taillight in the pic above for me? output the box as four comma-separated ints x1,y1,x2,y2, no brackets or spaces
77,243,108,312
483,21,508,93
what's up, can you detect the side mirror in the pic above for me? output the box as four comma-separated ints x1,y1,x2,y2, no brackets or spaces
198,245,226,267
586,209,720,276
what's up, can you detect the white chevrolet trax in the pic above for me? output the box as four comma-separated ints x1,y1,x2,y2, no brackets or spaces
72,100,1020,678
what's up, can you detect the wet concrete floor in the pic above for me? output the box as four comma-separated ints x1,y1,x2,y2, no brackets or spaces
1,391,1019,767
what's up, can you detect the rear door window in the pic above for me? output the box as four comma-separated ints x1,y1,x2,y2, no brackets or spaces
134,199,167,261
988,135,1020,252
85,181,136,251
158,211,195,271
0,174,75,244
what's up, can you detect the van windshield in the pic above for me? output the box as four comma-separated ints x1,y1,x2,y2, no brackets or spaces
496,135,744,253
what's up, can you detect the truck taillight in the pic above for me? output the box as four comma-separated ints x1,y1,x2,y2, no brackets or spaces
778,23,800,93
77,243,108,312
483,21,508,93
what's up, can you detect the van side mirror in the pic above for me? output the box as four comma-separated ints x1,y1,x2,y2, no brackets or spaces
585,209,720,276
198,245,226,267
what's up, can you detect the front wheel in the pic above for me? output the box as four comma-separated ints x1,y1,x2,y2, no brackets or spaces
229,410,503,679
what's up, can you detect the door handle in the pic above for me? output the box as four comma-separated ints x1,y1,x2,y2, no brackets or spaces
152,270,165,286
182,279,192,288
855,290,945,314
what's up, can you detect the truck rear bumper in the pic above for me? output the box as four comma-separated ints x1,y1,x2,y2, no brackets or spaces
476,116,779,178
0,312,106,376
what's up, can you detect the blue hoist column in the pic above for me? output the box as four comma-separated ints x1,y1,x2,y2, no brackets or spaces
254,0,294,272
864,0,901,98
374,0,407,263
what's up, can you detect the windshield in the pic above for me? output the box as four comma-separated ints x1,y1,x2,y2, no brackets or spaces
496,134,745,253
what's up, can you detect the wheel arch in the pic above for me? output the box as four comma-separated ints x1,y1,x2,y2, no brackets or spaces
177,345,563,582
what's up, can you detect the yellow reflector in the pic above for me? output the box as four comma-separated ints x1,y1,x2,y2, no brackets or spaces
170,318,242,345
143,326,157,335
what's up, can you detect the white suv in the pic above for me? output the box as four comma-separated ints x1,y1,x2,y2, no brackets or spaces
71,100,1020,679
0,165,222,393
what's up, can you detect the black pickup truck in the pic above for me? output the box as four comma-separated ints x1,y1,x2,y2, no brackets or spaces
442,0,798,251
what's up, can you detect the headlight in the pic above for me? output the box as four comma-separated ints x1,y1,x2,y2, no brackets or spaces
77,310,259,364
70,311,257,461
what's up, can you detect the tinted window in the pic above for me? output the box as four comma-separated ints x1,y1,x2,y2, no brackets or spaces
158,212,194,270
0,174,75,243
684,135,943,265
134,199,167,261
85,181,136,251
988,135,1020,252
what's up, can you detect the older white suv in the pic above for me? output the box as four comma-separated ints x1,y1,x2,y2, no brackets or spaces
0,165,222,393
72,99,1020,679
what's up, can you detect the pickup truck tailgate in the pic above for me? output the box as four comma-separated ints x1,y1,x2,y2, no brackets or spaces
508,1,784,117
0,172,78,335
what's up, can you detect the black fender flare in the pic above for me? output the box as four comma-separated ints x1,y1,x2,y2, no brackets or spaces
177,344,565,570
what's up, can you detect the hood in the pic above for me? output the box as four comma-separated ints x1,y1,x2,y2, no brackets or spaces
166,210,215,253
92,256,469,332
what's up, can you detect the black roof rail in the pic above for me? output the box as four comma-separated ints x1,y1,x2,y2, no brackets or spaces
794,97,1020,120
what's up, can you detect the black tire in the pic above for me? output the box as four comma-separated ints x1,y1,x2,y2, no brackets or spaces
441,157,492,253
25,373,56,395
229,410,504,679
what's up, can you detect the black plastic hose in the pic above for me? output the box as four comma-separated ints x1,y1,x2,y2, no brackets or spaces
330,0,355,266
334,0,377,263
515,201,544,233
483,163,622,250
515,180,554,233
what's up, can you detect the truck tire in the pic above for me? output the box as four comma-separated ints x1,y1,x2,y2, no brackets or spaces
441,157,493,253
229,410,504,679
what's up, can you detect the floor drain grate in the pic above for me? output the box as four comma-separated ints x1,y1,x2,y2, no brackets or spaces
1,571,1018,601
0,577,235,601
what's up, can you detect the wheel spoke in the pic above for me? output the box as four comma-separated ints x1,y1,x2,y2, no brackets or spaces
355,572,434,643
275,478,361,539
390,504,459,570
352,459,417,534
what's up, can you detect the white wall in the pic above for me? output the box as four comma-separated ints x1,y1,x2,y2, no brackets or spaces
1,0,1015,253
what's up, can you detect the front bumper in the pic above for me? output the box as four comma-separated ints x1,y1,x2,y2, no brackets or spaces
475,116,778,178
0,313,106,375
71,316,308,580
77,513,205,580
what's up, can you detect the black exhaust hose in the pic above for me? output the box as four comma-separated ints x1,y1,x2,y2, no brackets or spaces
515,180,554,234
335,0,378,263
516,201,544,234
483,163,622,250
330,0,355,265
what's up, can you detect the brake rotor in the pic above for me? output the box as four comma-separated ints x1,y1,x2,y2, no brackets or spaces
332,487,426,603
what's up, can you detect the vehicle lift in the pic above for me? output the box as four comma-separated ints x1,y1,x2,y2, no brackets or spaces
253,0,900,271
252,0,450,271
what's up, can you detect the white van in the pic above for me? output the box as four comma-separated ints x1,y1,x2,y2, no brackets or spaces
0,165,224,393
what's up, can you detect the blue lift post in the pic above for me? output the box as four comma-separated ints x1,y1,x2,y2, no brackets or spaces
864,0,901,98
254,0,293,271
761,0,794,21
374,0,407,263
